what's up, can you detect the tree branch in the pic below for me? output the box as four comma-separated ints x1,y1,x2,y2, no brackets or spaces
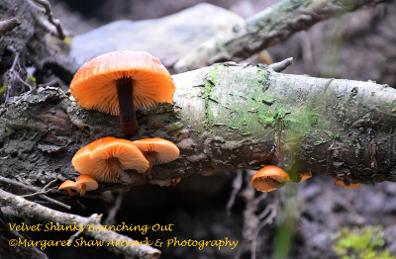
0,18,20,34
0,176,71,209
269,57,293,72
1,64,396,190
174,0,385,72
29,0,66,39
0,189,161,259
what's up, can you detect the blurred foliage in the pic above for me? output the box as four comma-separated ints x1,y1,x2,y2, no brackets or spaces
333,226,395,259
27,75,36,85
273,185,300,259
63,35,73,46
0,84,6,96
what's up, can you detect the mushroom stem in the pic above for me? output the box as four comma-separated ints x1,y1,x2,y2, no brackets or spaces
116,78,138,136
78,183,87,196
145,152,157,172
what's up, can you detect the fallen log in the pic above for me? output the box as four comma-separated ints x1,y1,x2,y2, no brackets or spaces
1,63,395,188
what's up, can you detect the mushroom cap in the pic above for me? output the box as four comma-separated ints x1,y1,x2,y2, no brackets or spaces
299,171,312,182
76,175,98,191
72,136,150,183
70,51,175,115
132,138,180,164
251,165,290,192
58,180,80,196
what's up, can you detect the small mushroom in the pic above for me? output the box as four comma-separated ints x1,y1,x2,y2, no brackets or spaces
251,165,290,192
335,179,361,189
298,171,312,182
75,175,98,196
72,136,150,183
70,51,175,136
132,138,180,167
58,180,80,196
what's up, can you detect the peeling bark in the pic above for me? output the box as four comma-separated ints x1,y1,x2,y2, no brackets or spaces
174,0,386,72
1,64,396,190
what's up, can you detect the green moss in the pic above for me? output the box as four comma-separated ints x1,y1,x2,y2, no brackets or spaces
0,84,6,96
27,76,36,85
165,121,184,132
63,36,73,46
257,109,277,127
221,68,276,135
202,65,222,128
200,66,326,142
333,226,395,259
283,105,320,150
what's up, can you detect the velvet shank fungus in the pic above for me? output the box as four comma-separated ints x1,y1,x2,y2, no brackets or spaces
58,180,80,196
72,136,149,183
298,171,312,182
251,165,290,192
132,138,180,167
75,175,98,196
335,179,361,189
70,51,175,136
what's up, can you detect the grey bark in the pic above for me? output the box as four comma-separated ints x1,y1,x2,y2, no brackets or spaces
1,64,395,190
174,0,386,72
0,0,73,96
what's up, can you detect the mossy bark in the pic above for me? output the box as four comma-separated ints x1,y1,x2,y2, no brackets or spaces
1,64,396,190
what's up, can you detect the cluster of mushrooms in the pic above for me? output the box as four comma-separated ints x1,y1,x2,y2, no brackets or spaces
251,165,361,192
59,51,179,196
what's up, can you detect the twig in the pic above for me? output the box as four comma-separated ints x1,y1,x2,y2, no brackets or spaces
68,229,83,243
251,203,277,259
29,0,65,39
0,18,20,34
174,0,384,72
104,191,124,225
5,51,19,101
232,171,278,259
42,177,59,190
269,57,293,72
21,188,54,198
38,79,58,88
20,178,58,197
5,50,33,101
0,176,70,210
0,189,161,259
226,170,243,214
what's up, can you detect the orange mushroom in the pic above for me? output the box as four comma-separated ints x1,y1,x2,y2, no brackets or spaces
335,179,361,189
75,175,98,196
298,171,312,182
58,180,80,196
251,165,290,192
132,138,180,167
70,51,175,136
72,136,149,183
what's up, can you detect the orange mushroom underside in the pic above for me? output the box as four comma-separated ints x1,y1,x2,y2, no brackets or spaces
132,138,180,164
251,165,290,192
70,51,175,115
72,137,149,183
